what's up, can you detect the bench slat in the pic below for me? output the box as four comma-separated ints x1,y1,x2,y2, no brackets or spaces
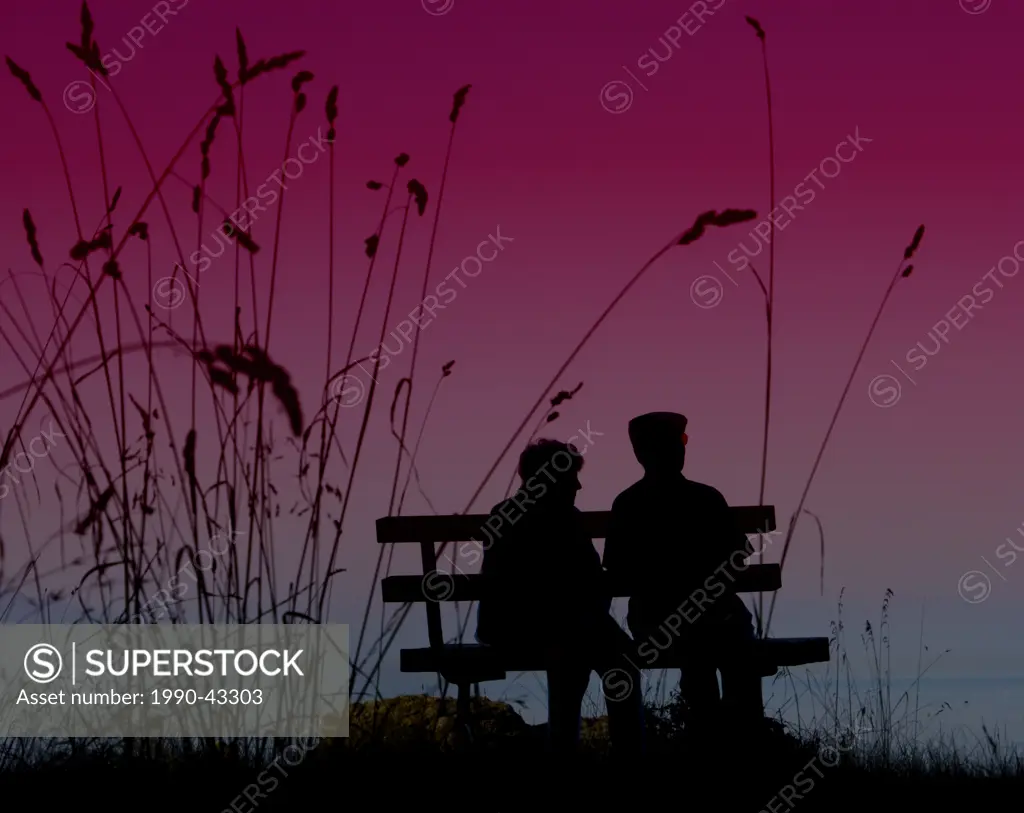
398,637,830,678
382,565,782,604
376,506,776,544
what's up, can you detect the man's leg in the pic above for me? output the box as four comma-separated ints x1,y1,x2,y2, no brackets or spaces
720,665,763,722
679,655,721,732
546,650,589,753
718,612,764,726
592,616,645,753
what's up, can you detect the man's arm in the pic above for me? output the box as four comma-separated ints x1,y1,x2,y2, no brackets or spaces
712,488,754,566
566,509,611,614
602,495,632,575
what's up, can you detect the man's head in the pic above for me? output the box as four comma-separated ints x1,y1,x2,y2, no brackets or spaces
628,412,687,474
518,438,583,507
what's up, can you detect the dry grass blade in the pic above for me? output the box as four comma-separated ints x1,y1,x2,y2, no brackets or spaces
70,231,112,260
21,210,43,267
183,429,197,493
213,55,235,115
550,382,583,406
765,224,927,633
678,208,757,245
407,179,428,216
127,222,149,241
746,15,766,40
245,50,306,84
221,220,260,254
235,27,249,83
747,14,777,635
4,56,43,102
802,508,826,596
291,70,314,92
79,1,95,54
68,3,106,74
74,485,115,535
904,225,925,259
326,85,339,141
450,84,471,123
201,344,304,436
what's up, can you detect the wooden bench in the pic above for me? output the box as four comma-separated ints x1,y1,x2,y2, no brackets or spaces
378,506,830,724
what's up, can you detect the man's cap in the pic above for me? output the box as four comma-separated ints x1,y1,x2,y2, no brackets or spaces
628,412,687,446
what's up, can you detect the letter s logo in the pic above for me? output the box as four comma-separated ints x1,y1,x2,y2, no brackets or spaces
421,570,455,602
24,644,63,683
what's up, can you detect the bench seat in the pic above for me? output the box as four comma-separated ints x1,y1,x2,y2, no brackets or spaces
399,637,830,682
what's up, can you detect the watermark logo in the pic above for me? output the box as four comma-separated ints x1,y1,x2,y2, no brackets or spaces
63,80,97,114
869,241,1023,408
153,128,334,310
220,731,327,808
598,0,727,114
24,644,63,684
599,80,634,114
152,274,188,311
867,374,902,408
958,570,991,603
694,127,872,309
758,722,874,810
690,275,725,309
0,415,65,501
127,528,241,624
437,424,604,575
957,520,1023,603
63,0,190,115
960,0,992,14
329,374,366,409
600,667,635,702
422,0,455,14
421,571,456,602
332,227,514,407
4,625,350,738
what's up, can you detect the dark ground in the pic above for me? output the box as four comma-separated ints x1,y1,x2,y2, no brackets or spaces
2,695,1020,811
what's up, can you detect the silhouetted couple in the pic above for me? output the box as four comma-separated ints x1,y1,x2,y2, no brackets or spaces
476,412,760,754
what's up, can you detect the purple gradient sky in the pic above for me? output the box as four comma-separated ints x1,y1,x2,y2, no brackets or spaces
2,0,1023,733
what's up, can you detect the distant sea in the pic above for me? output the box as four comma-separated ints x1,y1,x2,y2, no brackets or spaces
766,675,1024,753
395,672,1024,754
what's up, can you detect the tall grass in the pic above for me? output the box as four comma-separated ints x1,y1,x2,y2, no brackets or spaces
0,3,464,760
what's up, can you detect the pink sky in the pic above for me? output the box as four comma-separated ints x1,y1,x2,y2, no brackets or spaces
2,0,1023,713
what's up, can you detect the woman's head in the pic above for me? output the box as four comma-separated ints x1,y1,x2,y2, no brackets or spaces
518,438,584,504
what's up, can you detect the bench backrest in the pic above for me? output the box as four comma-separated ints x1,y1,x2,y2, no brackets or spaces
376,506,775,544
377,507,777,649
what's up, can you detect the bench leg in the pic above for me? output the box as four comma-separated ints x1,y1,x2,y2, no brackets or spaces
456,682,475,745
725,668,765,719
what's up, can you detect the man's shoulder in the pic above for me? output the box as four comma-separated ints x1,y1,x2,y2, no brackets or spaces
612,477,726,503
684,478,728,504
611,479,647,507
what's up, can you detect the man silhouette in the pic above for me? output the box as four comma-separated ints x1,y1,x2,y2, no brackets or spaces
603,412,762,730
476,438,645,754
